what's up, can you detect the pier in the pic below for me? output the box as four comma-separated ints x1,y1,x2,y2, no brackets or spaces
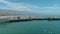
7,18,60,22
31,18,60,20
9,19,32,22
0,16,60,22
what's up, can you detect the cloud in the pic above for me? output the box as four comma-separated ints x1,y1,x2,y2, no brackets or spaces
0,0,60,15
0,0,39,12
0,0,4,1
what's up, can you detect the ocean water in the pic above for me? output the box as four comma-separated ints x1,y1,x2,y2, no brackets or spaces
0,20,60,34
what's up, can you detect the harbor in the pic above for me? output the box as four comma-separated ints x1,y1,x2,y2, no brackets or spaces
0,16,60,22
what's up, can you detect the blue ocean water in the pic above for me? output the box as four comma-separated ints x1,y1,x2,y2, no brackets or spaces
0,20,60,34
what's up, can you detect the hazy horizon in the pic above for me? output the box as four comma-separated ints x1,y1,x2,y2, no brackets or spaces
0,0,60,18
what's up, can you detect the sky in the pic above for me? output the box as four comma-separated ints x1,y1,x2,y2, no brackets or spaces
0,0,60,15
